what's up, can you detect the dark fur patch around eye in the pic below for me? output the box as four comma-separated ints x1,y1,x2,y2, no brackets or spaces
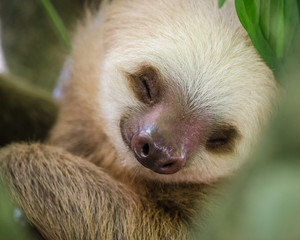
205,123,240,154
127,65,164,105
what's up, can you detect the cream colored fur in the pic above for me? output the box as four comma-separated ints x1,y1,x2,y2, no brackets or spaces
51,0,278,183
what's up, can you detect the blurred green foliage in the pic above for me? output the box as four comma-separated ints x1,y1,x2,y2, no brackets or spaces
0,182,44,240
0,184,31,240
40,0,71,53
235,0,300,78
0,0,85,90
218,0,226,8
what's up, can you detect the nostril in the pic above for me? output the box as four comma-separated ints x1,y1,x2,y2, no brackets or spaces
141,143,150,158
131,132,154,161
162,162,174,169
155,156,187,174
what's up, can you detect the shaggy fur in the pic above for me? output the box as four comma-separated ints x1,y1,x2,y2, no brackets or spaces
0,0,278,239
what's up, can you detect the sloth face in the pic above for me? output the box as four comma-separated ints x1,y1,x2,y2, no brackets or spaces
119,65,240,175
68,0,278,183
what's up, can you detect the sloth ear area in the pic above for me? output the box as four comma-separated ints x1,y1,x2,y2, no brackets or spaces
125,66,165,105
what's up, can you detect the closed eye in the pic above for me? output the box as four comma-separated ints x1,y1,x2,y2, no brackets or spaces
140,75,153,102
127,65,164,105
205,124,240,154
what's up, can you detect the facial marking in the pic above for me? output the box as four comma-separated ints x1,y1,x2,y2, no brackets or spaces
126,65,165,105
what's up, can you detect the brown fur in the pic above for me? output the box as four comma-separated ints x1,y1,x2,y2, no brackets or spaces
0,143,215,239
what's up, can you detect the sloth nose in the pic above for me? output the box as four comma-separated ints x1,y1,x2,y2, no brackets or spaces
131,128,186,174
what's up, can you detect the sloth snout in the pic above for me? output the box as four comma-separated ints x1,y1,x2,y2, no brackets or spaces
130,126,186,174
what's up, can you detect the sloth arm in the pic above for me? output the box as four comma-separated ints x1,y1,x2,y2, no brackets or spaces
0,143,190,240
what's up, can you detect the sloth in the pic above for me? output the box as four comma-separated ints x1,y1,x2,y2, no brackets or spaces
0,0,278,239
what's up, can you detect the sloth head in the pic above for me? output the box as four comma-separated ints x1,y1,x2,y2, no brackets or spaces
60,0,278,183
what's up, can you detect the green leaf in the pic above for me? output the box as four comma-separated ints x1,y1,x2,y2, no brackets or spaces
218,0,227,8
235,0,300,77
40,0,71,53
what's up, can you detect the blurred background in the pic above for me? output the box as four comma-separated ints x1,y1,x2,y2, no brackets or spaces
0,0,87,90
